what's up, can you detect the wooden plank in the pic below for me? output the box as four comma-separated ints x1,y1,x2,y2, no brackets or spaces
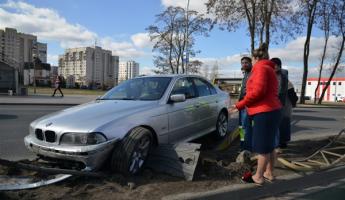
146,143,201,181
320,151,330,165
307,159,327,166
292,161,313,169
322,150,343,158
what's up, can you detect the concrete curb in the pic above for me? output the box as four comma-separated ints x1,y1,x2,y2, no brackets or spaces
297,104,345,108
162,165,345,200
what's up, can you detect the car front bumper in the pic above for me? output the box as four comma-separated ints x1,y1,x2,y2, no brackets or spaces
24,135,119,170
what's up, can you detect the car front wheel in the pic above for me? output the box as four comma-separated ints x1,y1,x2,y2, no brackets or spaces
110,127,152,175
215,111,228,139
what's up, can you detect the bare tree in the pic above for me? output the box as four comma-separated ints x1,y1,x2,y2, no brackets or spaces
295,0,320,104
203,64,210,79
210,61,219,82
318,0,345,104
207,0,294,54
147,6,211,74
313,0,335,104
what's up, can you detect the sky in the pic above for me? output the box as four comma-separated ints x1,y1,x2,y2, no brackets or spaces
0,0,344,88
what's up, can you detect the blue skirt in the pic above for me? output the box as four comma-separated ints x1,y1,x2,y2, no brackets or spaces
249,109,282,154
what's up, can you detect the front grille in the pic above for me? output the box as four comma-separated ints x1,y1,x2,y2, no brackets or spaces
45,131,56,143
35,129,43,140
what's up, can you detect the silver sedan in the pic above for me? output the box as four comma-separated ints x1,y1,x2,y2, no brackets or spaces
24,75,230,175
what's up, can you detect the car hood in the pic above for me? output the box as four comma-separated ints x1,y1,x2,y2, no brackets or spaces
33,100,158,132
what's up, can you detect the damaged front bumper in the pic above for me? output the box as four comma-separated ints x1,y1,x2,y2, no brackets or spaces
24,135,119,170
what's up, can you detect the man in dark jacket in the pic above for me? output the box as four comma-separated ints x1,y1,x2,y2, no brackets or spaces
271,58,290,148
239,56,252,151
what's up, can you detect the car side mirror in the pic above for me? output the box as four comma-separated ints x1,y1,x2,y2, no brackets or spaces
96,96,101,100
170,94,186,103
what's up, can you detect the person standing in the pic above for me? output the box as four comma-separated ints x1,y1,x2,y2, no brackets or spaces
238,57,252,151
52,75,64,97
279,80,298,147
271,58,289,148
229,43,282,185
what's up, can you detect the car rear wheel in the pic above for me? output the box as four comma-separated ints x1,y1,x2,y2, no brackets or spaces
215,111,228,139
110,127,152,175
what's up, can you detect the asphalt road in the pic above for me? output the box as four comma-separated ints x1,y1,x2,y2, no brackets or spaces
0,105,70,161
0,105,344,161
291,106,345,140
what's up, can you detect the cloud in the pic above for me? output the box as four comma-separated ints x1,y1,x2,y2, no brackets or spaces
270,36,342,64
131,33,153,48
0,1,97,46
195,35,344,88
140,66,155,75
161,0,208,14
0,1,147,59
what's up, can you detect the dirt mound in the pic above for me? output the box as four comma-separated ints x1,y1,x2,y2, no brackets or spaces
1,137,343,200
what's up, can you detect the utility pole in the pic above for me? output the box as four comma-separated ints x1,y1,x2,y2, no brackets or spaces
33,41,38,94
185,0,190,74
33,57,36,94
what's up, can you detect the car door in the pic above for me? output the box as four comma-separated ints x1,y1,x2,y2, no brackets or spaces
167,78,199,143
192,77,219,132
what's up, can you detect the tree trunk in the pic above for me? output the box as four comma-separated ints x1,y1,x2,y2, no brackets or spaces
317,35,344,104
300,1,318,104
243,0,256,54
314,33,329,104
265,0,274,47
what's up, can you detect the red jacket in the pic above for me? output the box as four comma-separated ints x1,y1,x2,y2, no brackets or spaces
236,59,281,116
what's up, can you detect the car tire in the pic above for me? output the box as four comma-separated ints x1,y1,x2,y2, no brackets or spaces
215,111,228,139
110,127,152,175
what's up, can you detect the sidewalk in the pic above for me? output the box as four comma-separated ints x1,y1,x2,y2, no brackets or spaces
0,94,97,105
163,165,345,200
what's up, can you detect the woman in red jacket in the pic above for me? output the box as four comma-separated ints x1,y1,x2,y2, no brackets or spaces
229,43,282,185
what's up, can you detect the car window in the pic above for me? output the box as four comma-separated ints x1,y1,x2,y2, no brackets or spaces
171,78,196,99
193,78,212,97
101,77,171,100
206,81,217,95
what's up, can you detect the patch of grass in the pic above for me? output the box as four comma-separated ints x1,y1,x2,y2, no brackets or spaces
28,86,107,96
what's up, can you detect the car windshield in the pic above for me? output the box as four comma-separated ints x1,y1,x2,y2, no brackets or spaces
100,77,172,100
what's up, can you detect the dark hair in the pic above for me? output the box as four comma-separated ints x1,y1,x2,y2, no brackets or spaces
252,43,269,60
241,56,252,63
270,57,282,68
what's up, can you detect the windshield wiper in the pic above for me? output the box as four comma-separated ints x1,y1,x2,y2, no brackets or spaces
118,97,136,100
98,97,137,100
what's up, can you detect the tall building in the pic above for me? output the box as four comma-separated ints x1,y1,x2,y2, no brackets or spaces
118,61,139,83
33,42,47,63
0,28,39,72
0,28,48,85
58,46,119,88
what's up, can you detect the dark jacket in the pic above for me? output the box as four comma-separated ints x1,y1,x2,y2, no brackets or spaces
277,69,288,106
288,87,298,107
239,71,251,101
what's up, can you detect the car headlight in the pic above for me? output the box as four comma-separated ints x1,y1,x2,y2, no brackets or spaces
60,132,107,146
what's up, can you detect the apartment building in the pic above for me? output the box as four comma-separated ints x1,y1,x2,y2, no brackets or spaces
0,27,48,87
118,60,139,83
58,46,119,88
